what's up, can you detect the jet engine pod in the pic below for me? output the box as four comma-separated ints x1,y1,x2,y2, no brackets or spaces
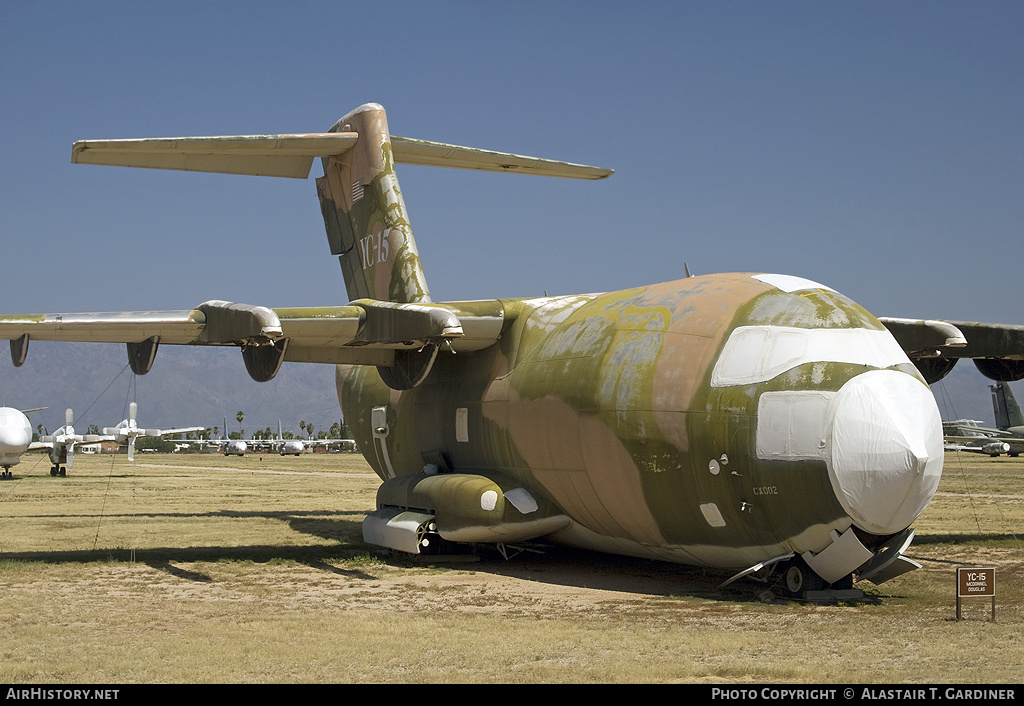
974,357,1024,382
377,343,439,390
9,334,29,368
242,338,288,382
911,356,958,384
127,336,160,375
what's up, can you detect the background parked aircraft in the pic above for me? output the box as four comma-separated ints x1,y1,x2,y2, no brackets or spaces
942,419,1012,456
36,409,106,477
101,401,204,461
0,406,47,478
267,421,355,456
271,421,305,456
201,417,248,457
943,383,1024,456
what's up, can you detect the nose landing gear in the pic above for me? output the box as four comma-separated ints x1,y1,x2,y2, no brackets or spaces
778,557,856,600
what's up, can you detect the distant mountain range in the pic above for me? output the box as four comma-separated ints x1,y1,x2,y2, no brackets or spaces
0,338,1015,440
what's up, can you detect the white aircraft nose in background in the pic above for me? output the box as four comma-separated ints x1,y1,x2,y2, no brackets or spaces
0,406,37,477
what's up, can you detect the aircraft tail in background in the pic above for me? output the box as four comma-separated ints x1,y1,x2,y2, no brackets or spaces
990,382,1024,431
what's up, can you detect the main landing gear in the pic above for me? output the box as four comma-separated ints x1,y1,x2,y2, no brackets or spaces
49,465,67,477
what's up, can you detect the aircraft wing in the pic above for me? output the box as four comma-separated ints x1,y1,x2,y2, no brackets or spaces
879,318,1024,383
879,318,1024,356
942,421,1008,438
0,299,505,382
150,426,205,437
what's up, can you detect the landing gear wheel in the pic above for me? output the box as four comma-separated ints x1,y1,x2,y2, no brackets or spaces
785,565,806,594
781,558,827,598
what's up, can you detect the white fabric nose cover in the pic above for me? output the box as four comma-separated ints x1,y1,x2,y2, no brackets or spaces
826,369,943,535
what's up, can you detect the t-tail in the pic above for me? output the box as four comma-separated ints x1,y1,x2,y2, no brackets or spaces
316,104,429,303
990,381,1024,431
71,102,612,306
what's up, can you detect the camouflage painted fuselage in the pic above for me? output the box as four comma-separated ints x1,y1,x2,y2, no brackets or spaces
339,271,942,571
36,100,946,586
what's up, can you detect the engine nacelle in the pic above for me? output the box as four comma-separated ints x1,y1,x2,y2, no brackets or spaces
975,357,1024,382
911,356,958,384
981,441,1011,456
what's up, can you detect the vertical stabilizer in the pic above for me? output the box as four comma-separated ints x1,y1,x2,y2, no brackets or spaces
991,382,1024,430
316,104,430,304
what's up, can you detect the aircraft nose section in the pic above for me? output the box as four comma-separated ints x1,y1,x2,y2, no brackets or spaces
0,424,31,467
826,369,943,536
0,425,30,452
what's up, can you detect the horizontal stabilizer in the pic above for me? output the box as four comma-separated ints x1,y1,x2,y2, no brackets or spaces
71,133,360,178
390,136,613,180
71,133,612,180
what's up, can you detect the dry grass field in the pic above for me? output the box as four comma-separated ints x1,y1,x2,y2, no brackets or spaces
0,448,1021,684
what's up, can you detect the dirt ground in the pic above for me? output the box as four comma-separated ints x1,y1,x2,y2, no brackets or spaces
2,451,1022,683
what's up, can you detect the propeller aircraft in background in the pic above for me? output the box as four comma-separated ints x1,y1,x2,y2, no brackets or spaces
0,403,204,476
102,401,205,461
37,408,106,477
204,417,249,457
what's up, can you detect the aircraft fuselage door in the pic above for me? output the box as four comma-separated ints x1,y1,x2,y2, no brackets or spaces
371,406,395,479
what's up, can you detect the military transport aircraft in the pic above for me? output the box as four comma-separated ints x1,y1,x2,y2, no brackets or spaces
205,418,249,457
3,103,1024,597
269,421,354,456
271,421,306,456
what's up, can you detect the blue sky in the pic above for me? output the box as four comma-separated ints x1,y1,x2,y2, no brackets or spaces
2,2,1023,426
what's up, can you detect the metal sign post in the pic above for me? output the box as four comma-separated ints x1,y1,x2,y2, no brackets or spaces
956,567,996,621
